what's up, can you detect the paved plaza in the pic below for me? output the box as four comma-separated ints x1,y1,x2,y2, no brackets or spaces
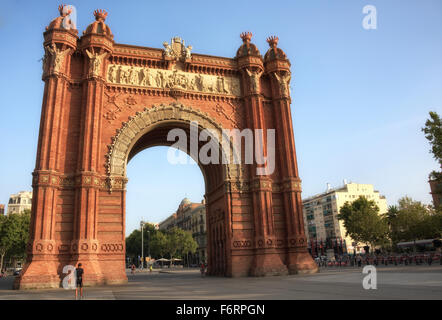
0,265,441,300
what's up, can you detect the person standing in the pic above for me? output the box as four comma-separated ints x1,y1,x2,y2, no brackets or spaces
131,264,136,275
75,263,84,300
200,262,206,277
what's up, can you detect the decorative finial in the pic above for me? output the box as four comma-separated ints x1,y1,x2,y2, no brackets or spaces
58,4,71,17
240,32,253,43
267,36,279,48
94,9,108,21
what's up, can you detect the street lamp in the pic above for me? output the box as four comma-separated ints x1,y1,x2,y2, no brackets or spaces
140,220,145,269
147,230,151,260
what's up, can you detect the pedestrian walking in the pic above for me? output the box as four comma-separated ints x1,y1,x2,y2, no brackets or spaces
149,264,153,273
75,263,84,300
131,264,136,275
200,262,206,277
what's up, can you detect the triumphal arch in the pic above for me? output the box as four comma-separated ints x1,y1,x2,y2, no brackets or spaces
15,6,317,289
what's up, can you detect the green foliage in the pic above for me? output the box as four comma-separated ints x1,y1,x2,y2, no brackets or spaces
164,227,196,259
150,231,168,258
125,222,157,259
125,224,198,262
0,210,31,270
337,196,389,249
125,229,141,258
387,197,442,243
422,111,442,179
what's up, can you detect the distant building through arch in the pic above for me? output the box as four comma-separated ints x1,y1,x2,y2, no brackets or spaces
159,198,207,265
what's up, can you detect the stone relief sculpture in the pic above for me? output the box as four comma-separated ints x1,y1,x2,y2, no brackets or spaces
128,67,138,85
106,64,241,96
140,68,153,86
46,44,70,73
86,49,107,77
246,68,263,94
183,45,192,60
216,76,229,94
163,37,192,62
163,42,173,58
42,47,49,72
195,74,206,91
273,72,291,97
108,64,117,83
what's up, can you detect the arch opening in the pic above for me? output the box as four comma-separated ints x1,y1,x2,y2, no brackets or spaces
113,104,238,277
125,146,207,268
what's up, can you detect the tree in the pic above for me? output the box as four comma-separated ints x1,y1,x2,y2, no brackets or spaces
163,227,198,264
125,229,141,260
388,197,442,242
125,222,158,262
422,111,442,179
150,231,168,258
165,227,181,260
179,229,198,267
337,196,389,252
126,225,198,265
0,210,31,271
384,205,400,243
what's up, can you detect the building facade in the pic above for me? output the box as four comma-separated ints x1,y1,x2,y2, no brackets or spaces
7,191,32,215
302,183,388,255
159,198,207,265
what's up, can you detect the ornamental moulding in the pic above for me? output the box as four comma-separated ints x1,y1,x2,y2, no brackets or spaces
106,64,242,97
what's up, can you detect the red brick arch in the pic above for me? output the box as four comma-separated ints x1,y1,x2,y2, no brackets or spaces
15,8,317,289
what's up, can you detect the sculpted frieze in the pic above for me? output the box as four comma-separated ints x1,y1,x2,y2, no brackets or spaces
106,64,241,97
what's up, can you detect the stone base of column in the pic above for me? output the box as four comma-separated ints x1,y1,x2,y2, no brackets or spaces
250,250,288,277
70,257,105,286
229,254,253,277
13,259,62,290
286,250,319,275
100,258,128,285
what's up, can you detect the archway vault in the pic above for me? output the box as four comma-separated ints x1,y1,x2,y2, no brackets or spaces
15,7,317,289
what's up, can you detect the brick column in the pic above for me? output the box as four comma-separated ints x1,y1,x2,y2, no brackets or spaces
237,32,288,276
15,27,78,289
70,32,115,285
265,36,317,274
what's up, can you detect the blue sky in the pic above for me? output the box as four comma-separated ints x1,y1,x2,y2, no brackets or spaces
0,0,441,234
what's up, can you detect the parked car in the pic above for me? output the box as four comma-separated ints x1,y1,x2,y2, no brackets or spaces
13,268,22,276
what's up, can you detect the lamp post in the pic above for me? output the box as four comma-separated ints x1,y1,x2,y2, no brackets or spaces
140,220,145,269
147,230,150,260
